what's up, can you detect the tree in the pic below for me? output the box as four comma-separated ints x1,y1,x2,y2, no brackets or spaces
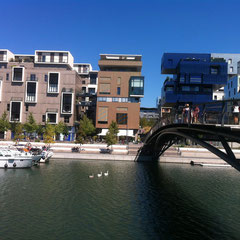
76,115,95,143
55,121,69,140
24,113,37,138
43,122,55,144
105,121,119,150
11,122,24,142
0,112,10,133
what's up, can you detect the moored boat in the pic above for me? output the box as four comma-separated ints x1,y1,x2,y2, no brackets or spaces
0,156,33,168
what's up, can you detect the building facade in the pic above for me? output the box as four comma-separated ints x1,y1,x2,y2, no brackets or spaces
73,63,98,123
160,53,228,108
96,54,144,138
0,49,81,140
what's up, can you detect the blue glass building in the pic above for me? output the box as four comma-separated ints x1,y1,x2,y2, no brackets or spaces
161,53,228,107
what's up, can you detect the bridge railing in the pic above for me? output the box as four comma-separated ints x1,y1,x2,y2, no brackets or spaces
145,99,240,143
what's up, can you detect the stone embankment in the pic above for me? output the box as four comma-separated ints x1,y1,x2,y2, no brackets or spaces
0,141,238,165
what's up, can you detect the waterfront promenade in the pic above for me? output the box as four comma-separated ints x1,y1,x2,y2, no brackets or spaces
0,141,238,165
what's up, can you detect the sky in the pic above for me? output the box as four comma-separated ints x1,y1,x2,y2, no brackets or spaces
1,0,240,107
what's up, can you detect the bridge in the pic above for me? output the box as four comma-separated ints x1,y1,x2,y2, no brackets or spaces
136,99,240,171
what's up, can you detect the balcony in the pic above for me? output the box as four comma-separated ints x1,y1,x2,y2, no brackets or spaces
76,101,94,106
35,50,74,68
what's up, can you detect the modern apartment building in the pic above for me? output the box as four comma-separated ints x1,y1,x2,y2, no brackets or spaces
0,49,81,140
160,53,228,108
96,54,144,139
73,63,98,123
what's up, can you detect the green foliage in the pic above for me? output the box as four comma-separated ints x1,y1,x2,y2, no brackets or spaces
140,117,156,128
11,123,24,141
105,121,119,147
0,112,10,133
76,115,96,143
55,121,69,136
24,113,37,135
43,122,55,144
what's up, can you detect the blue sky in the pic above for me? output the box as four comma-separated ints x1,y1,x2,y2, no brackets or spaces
1,0,240,107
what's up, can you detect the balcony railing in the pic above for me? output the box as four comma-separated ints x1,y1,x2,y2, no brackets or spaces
26,94,36,102
48,84,58,93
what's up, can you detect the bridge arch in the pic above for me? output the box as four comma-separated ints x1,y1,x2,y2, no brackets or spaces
137,124,240,171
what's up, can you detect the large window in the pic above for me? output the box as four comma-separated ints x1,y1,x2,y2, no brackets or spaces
12,67,24,82
48,73,59,93
98,107,108,124
116,113,128,125
10,101,22,122
99,83,110,94
26,82,37,103
129,76,144,96
61,93,73,114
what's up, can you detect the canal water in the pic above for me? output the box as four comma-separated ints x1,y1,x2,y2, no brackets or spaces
0,160,240,240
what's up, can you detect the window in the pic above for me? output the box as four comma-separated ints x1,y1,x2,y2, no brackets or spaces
203,87,212,93
6,73,9,81
229,91,230,98
129,76,144,96
46,113,58,124
117,77,121,85
112,98,119,102
45,74,48,82
12,67,24,82
180,74,185,83
26,82,37,103
116,107,128,111
234,88,236,95
90,73,97,84
116,113,128,125
230,67,234,73
168,59,173,65
99,83,110,94
64,116,69,123
190,75,202,83
10,101,22,122
210,66,219,75
228,59,232,64
97,97,107,102
30,74,36,81
42,115,46,122
214,95,217,100
228,83,230,89
117,87,121,95
231,81,233,88
61,93,73,114
26,105,29,112
166,86,174,91
7,104,10,111
181,86,190,91
88,88,95,94
48,73,59,93
82,81,86,85
98,107,108,124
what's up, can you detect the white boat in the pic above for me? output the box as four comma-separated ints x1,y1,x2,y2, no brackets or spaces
39,150,54,163
0,148,42,168
0,156,33,168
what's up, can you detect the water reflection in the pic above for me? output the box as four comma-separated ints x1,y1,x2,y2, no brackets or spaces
0,161,239,240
